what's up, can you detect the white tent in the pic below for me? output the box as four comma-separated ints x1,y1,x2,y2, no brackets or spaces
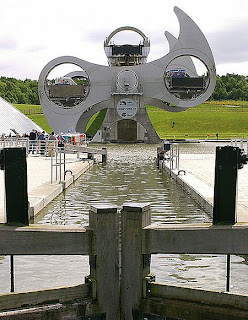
0,96,44,136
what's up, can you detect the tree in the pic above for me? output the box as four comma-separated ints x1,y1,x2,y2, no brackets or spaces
210,74,248,101
0,76,40,104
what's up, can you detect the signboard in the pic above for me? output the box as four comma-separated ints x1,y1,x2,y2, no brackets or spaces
117,98,137,119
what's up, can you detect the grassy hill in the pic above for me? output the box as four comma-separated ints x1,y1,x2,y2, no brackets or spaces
146,101,248,140
14,104,51,133
14,101,248,139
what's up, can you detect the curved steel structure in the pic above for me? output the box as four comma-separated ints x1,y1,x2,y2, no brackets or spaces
38,6,216,143
104,26,149,45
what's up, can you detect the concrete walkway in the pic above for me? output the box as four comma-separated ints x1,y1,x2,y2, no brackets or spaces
161,153,248,223
0,154,93,223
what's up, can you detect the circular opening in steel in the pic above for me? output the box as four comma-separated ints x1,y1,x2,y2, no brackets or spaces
164,56,209,100
45,63,90,109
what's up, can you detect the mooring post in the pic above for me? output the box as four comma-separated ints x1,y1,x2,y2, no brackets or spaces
226,254,231,292
213,146,247,224
0,147,29,225
88,153,94,161
101,148,107,163
213,146,239,224
121,202,151,319
10,255,14,293
88,204,119,319
156,146,163,167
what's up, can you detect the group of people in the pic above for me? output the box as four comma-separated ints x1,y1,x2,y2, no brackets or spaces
28,129,57,155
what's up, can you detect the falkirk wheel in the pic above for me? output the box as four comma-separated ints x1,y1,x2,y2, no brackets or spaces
38,6,216,143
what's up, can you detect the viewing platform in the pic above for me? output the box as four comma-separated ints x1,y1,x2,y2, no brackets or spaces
0,144,107,222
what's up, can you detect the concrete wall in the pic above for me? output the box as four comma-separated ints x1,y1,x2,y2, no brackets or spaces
100,95,160,143
139,283,248,320
159,159,213,215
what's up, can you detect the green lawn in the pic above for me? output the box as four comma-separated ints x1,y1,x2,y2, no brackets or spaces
14,104,42,112
14,101,248,139
86,109,107,136
147,102,248,139
14,104,51,133
27,114,51,133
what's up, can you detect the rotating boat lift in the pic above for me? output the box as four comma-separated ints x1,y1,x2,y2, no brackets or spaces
38,6,216,143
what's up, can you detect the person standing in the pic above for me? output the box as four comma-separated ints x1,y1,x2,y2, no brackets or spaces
28,129,37,154
38,131,46,155
48,132,57,156
48,132,57,141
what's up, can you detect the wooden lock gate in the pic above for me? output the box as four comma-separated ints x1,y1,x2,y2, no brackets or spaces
0,202,248,319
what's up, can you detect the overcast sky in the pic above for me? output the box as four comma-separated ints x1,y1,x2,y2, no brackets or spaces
1,0,248,80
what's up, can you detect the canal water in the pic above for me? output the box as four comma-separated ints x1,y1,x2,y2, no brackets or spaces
0,143,247,295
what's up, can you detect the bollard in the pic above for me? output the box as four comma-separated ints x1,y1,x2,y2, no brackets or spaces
88,204,119,319
10,255,14,292
226,254,231,292
88,153,94,161
101,148,107,163
0,148,28,225
156,147,163,167
121,202,151,319
213,146,247,225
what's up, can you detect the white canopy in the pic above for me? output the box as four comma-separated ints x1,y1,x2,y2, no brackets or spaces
0,96,44,136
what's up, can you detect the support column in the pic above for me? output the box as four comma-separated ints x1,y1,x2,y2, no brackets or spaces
88,204,119,319
121,202,151,319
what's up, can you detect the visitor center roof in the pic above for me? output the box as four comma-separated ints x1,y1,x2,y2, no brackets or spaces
0,96,44,136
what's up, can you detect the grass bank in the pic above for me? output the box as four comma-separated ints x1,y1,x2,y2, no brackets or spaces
146,101,248,139
14,104,51,133
14,101,248,139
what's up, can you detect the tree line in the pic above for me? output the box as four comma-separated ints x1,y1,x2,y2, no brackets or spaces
0,77,39,104
211,73,248,101
0,73,248,105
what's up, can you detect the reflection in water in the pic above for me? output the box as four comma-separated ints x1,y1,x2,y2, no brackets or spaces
0,143,247,294
36,144,209,226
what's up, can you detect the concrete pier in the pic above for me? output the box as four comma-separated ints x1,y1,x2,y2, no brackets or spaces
159,152,248,222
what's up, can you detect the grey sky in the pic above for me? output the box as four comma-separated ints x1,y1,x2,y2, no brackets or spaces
0,0,248,79
208,21,248,63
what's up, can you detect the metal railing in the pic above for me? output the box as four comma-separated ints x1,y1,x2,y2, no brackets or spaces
157,142,180,171
0,138,60,157
231,137,248,153
169,143,179,170
50,146,66,184
0,138,29,151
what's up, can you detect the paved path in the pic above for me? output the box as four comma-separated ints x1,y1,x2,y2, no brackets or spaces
165,152,248,223
0,154,92,223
